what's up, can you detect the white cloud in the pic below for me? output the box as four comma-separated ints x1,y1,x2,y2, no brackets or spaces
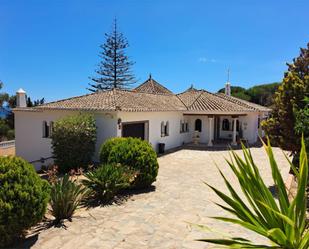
198,57,217,63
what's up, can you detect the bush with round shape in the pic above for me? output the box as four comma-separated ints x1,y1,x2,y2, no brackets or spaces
51,113,97,173
99,137,159,189
0,156,50,247
99,137,127,163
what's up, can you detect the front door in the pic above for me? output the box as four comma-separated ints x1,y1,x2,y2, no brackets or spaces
122,122,145,140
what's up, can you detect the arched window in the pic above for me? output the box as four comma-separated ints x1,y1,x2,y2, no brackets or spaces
222,119,230,131
195,119,202,132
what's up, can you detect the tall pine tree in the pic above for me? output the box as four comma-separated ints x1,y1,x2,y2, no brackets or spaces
88,19,136,91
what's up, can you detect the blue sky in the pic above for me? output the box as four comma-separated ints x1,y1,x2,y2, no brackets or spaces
1,0,308,102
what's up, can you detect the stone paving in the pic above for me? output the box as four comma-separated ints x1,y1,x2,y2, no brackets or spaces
21,147,290,249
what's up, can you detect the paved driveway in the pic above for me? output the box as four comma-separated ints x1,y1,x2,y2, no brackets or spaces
23,147,290,249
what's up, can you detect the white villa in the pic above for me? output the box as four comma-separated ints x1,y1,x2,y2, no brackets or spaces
13,76,270,170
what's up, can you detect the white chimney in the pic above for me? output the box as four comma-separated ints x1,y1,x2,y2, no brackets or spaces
225,81,231,96
16,88,27,107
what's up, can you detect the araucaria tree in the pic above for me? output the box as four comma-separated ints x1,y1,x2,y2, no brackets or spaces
262,42,309,157
88,19,136,91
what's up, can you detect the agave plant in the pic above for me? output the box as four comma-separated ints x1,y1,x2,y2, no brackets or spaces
199,137,308,248
82,163,132,202
50,174,87,223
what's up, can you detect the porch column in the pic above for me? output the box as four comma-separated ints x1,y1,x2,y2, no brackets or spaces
232,116,237,146
208,116,214,146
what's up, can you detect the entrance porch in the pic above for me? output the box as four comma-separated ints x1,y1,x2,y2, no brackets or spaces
184,113,250,147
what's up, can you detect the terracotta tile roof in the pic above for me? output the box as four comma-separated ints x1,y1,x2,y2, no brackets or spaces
14,79,270,113
215,93,271,112
177,88,269,113
134,76,173,95
29,88,186,112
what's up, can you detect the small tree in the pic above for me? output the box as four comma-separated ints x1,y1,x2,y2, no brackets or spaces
88,18,136,92
262,43,309,156
51,113,97,172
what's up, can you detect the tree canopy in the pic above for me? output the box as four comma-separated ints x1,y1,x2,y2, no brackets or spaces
261,42,309,155
218,82,281,107
88,19,136,92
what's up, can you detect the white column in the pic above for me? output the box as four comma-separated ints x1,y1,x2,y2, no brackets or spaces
208,117,214,146
232,117,237,146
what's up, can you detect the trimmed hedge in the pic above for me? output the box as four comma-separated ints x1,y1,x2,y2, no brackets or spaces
51,113,97,172
99,137,159,189
0,156,50,247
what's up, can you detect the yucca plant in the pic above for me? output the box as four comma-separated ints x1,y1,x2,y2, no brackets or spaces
82,163,132,202
199,137,308,248
50,174,87,223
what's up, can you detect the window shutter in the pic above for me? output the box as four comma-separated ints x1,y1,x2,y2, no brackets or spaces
161,121,165,136
165,121,169,136
42,121,46,138
49,121,54,137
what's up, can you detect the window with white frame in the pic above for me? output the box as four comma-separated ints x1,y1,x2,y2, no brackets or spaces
49,121,54,136
222,119,230,131
185,121,189,132
165,121,169,136
42,121,53,138
180,119,189,133
161,121,169,137
161,121,165,137
42,121,49,138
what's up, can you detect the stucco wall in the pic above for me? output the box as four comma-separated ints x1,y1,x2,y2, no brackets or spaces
241,112,259,143
216,114,259,143
118,111,192,151
185,115,211,144
14,110,117,170
15,109,261,170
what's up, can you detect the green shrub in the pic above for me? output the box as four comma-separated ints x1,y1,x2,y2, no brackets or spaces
99,137,126,163
50,174,87,223
198,137,309,248
0,156,50,247
7,129,15,140
82,163,132,202
51,113,97,173
99,137,159,189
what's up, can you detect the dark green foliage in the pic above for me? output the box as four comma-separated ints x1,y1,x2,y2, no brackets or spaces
0,119,10,139
218,83,281,106
49,175,87,222
82,164,132,202
246,82,281,107
262,43,309,155
6,129,14,140
26,97,45,107
100,137,159,189
51,113,97,173
0,156,50,247
88,18,136,92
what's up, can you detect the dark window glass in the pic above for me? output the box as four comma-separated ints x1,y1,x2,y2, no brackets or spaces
195,119,202,132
